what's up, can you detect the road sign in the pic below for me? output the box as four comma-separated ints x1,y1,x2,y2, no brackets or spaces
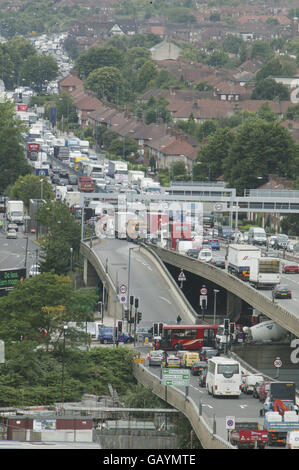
119,284,127,294
178,270,186,282
134,358,145,364
273,357,282,368
200,286,208,295
119,294,127,304
225,416,235,431
161,368,190,387
214,203,223,211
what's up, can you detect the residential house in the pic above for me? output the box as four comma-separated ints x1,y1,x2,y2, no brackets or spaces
150,41,182,61
145,133,199,172
213,81,249,101
271,76,299,89
170,99,235,122
58,74,84,94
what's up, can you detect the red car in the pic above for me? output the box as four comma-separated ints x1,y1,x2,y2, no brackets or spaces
283,264,299,274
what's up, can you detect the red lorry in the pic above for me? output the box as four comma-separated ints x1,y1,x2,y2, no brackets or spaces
78,176,94,192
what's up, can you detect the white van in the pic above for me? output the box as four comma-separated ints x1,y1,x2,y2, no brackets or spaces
248,227,267,246
242,374,264,394
206,357,242,397
286,430,299,449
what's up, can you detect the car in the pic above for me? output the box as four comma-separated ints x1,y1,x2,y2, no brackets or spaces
190,360,207,376
148,350,165,366
272,285,292,299
199,348,218,361
208,239,220,250
268,235,277,248
209,257,226,269
68,174,78,185
7,223,18,232
287,241,294,252
282,263,299,274
166,355,181,368
258,381,270,402
264,251,279,258
51,175,60,184
198,249,213,262
186,249,200,259
66,185,74,192
198,369,207,387
6,229,17,239
29,264,41,277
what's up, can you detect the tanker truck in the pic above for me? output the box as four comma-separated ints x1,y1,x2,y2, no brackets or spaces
243,320,289,343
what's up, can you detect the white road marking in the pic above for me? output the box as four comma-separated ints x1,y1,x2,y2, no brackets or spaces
159,296,171,305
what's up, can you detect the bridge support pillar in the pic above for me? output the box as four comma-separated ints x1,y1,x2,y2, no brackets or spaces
226,291,242,319
83,258,98,287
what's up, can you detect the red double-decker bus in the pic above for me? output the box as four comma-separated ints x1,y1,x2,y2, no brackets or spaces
155,324,218,351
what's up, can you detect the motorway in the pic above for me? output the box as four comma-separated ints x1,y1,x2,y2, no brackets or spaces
0,223,39,276
93,238,184,328
143,359,265,446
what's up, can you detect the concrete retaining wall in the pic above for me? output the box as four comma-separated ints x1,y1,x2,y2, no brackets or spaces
133,363,233,449
150,246,299,338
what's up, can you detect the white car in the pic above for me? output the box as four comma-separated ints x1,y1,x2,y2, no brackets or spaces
198,249,213,262
29,264,41,277
6,229,17,239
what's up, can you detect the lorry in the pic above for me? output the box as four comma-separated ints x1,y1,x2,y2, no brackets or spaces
26,142,40,161
64,191,81,208
6,200,24,224
98,327,133,344
146,212,169,238
227,244,261,281
263,411,299,446
229,421,268,449
114,211,136,239
78,176,94,192
248,257,281,289
128,170,144,186
262,382,298,416
107,160,128,183
243,320,289,344
126,218,147,242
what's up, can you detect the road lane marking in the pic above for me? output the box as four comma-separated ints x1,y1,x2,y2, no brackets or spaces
159,296,171,305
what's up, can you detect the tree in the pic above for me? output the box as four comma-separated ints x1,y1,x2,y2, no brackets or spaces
9,174,54,210
223,118,297,195
251,41,274,62
280,214,299,236
255,58,282,81
251,78,289,101
0,273,97,348
0,101,31,193
75,46,124,79
36,201,81,275
20,54,58,92
167,7,197,23
84,66,124,103
136,60,158,92
223,35,244,55
197,128,234,181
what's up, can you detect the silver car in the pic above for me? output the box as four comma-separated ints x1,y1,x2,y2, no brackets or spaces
148,350,165,366
7,229,17,239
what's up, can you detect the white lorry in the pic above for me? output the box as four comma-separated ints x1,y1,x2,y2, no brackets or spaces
243,320,289,343
128,170,144,186
108,161,128,183
114,211,136,239
6,200,24,224
249,257,281,289
227,244,261,281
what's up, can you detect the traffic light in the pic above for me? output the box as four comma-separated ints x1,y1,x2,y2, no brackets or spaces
224,318,230,331
201,298,207,310
229,322,235,334
158,322,163,336
130,295,134,306
124,309,129,320
118,321,123,333
114,327,118,339
137,311,142,323
134,298,139,309
153,322,158,336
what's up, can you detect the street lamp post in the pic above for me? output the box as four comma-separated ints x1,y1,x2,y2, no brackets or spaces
70,247,73,281
213,289,220,324
61,325,68,408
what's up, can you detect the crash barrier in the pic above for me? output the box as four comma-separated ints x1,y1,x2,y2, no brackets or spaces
132,362,233,449
149,245,299,339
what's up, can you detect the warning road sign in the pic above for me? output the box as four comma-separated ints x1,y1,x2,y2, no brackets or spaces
178,270,186,282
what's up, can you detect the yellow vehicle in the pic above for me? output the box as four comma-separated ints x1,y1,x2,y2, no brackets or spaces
74,156,89,171
182,352,199,368
166,356,181,368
